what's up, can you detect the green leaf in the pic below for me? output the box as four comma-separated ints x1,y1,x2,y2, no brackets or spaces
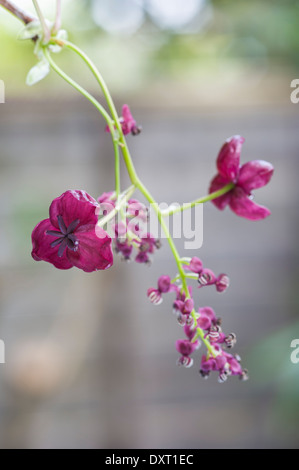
26,60,50,86
17,21,42,40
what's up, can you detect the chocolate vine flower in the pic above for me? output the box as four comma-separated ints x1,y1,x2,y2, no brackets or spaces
31,190,113,272
106,104,141,136
209,135,274,220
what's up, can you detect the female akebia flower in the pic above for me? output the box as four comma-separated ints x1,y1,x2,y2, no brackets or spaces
209,135,274,220
31,190,113,272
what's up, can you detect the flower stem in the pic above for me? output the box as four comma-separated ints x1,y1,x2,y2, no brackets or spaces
57,40,140,186
52,0,62,34
32,0,50,44
44,48,112,127
44,48,122,198
114,143,121,198
162,183,235,216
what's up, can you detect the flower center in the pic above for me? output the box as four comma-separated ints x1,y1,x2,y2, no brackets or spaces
46,215,80,257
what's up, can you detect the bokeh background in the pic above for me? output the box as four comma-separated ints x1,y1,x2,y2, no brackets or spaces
0,0,298,449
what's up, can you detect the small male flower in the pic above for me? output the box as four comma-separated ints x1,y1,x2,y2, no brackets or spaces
31,190,113,272
209,135,274,220
121,104,142,136
176,339,199,357
147,275,176,305
215,273,230,293
173,298,194,316
189,256,203,274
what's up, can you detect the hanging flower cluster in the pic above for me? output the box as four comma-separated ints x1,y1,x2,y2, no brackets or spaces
30,116,273,384
2,0,274,386
147,257,248,383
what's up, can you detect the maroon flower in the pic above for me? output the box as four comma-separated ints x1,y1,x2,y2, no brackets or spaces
31,190,113,272
120,104,141,136
209,135,274,220
106,104,141,136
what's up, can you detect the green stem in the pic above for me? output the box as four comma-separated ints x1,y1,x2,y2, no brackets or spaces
44,48,122,200
162,183,235,216
32,0,50,43
44,48,113,127
114,141,121,198
52,0,62,34
59,40,139,185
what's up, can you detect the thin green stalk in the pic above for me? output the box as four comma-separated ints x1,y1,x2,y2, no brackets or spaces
53,0,62,34
32,0,50,43
57,40,140,185
44,48,122,200
162,183,235,216
44,48,113,127
114,140,121,198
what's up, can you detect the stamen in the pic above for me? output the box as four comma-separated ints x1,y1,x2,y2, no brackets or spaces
46,230,63,237
66,218,80,234
57,215,67,235
50,237,64,248
58,238,67,257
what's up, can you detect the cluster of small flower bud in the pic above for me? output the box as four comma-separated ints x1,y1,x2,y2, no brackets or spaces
98,192,160,265
147,257,248,383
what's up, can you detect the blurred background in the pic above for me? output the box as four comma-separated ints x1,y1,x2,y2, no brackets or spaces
0,0,298,449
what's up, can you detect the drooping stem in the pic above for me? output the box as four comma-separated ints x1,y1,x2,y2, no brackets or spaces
44,48,122,197
43,49,113,131
162,183,235,216
53,0,62,35
55,40,140,186
32,0,50,44
114,142,121,198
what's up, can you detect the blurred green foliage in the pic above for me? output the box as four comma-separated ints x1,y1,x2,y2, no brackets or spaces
0,0,298,96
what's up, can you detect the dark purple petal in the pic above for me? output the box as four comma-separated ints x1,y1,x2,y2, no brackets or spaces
31,219,73,270
67,224,113,272
238,160,274,193
121,104,136,135
227,357,243,375
201,355,216,372
183,298,194,315
97,191,115,205
175,339,197,357
197,314,212,330
49,190,98,229
229,187,271,220
198,307,217,322
215,355,227,371
209,174,232,210
189,257,203,274
157,275,171,293
216,135,244,181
